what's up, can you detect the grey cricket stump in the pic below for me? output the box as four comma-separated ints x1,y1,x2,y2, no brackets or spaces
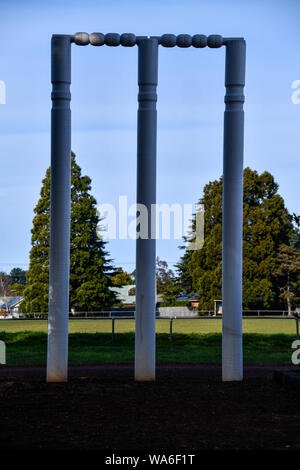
47,34,72,382
135,38,159,381
46,31,246,383
222,39,246,381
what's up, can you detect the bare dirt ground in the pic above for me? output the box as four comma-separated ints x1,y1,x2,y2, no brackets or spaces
0,364,299,451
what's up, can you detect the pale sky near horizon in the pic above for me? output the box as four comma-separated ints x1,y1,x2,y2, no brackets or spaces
0,0,299,275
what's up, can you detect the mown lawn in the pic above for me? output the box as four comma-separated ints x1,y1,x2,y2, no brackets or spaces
0,330,296,366
0,317,297,335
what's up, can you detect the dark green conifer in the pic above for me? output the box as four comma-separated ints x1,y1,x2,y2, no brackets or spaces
177,168,297,310
23,153,116,313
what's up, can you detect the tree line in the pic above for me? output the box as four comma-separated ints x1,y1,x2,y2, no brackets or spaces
3,155,299,314
173,168,300,313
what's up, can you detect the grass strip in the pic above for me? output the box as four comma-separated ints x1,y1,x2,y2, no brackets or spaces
0,331,295,366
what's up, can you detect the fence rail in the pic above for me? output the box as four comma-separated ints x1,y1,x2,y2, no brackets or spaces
2,309,299,319
0,312,299,342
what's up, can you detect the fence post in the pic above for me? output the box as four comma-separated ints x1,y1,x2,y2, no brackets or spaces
296,315,299,340
169,317,173,343
112,318,115,343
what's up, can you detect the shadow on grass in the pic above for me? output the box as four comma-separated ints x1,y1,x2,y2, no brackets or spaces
0,331,295,366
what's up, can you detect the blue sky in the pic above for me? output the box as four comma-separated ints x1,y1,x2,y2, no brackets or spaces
0,0,299,274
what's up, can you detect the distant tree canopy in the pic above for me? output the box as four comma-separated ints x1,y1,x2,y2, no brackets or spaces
111,268,134,286
177,168,300,311
22,152,116,313
0,268,27,300
156,257,175,295
275,244,300,315
10,268,26,285
10,283,25,296
0,272,13,297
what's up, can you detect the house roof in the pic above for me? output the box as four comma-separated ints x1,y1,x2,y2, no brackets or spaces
110,285,136,305
0,296,24,310
176,293,200,301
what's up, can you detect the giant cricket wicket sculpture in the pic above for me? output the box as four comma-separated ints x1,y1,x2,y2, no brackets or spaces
47,32,246,383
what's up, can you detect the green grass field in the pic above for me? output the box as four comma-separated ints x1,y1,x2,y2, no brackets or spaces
0,318,297,367
0,317,297,334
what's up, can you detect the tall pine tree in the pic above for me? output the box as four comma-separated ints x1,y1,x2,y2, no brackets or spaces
23,153,116,313
275,244,300,315
177,168,297,310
